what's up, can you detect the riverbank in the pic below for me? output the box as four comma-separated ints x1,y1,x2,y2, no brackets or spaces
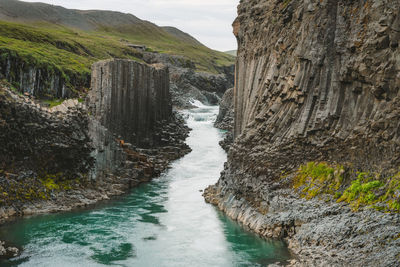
0,103,293,266
0,72,191,259
204,181,400,266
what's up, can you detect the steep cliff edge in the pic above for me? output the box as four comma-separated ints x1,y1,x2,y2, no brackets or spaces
88,59,191,182
205,0,400,265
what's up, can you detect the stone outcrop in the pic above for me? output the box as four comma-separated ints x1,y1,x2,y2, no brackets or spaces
142,52,234,109
205,0,400,266
0,59,190,228
87,59,191,183
169,68,231,108
89,59,172,148
0,50,89,98
0,240,18,259
0,82,92,180
215,87,234,131
214,88,234,151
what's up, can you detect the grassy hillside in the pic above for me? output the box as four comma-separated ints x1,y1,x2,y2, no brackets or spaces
0,0,235,99
0,0,234,75
224,50,237,57
0,19,234,76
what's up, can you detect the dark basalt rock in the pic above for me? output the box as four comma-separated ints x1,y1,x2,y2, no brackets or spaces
0,59,191,225
0,51,89,99
0,83,93,178
214,88,234,152
142,51,234,109
205,0,400,266
88,59,172,148
215,87,234,131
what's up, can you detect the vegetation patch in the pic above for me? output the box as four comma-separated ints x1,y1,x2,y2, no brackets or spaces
44,99,64,108
293,162,400,213
0,20,234,90
293,162,345,199
337,172,384,211
0,171,87,205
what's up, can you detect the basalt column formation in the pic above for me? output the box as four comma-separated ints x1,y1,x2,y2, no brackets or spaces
89,59,172,148
205,0,400,265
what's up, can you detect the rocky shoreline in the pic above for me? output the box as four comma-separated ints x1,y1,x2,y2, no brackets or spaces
204,182,400,266
0,89,191,258
0,59,193,259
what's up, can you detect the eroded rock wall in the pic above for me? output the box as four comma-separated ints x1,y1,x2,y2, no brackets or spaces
206,0,400,265
229,0,400,193
89,59,172,148
0,84,92,178
214,88,234,151
215,88,234,131
0,59,190,226
0,51,89,98
87,59,191,188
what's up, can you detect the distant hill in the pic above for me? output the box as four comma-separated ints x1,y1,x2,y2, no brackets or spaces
0,0,235,74
224,50,237,56
161,26,203,46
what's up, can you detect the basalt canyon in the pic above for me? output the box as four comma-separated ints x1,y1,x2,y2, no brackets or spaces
1,0,400,266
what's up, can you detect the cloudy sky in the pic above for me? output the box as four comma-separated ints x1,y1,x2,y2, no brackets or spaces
23,0,239,51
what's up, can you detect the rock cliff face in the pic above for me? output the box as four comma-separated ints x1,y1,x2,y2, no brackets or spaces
142,53,234,109
0,83,92,179
89,59,172,148
88,59,191,183
215,88,234,131
205,0,400,265
0,59,190,227
214,88,234,151
0,51,89,99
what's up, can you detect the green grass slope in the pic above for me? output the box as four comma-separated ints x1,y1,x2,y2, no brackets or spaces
0,0,235,77
224,50,237,57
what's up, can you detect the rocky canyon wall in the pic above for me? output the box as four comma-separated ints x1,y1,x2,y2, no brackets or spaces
87,59,190,182
0,51,89,99
0,59,190,226
88,59,172,148
206,0,400,265
214,88,234,151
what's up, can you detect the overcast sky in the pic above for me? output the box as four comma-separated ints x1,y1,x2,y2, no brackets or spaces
22,0,239,51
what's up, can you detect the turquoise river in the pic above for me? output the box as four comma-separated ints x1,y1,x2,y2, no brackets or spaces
0,103,291,266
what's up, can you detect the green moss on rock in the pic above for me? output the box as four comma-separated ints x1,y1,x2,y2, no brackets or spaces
294,162,400,213
294,162,345,199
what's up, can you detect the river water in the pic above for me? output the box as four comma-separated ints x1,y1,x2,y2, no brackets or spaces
0,103,291,266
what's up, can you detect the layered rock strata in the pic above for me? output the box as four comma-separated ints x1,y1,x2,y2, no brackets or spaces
206,0,400,265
